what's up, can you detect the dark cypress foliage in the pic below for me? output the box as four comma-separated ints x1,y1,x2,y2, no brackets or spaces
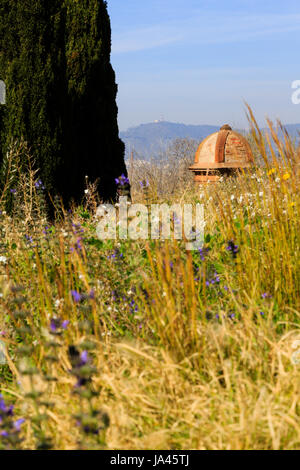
0,0,127,207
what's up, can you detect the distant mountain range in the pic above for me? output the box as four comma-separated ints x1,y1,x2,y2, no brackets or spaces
120,121,300,159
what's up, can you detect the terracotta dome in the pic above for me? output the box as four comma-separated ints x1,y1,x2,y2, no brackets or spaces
189,125,253,183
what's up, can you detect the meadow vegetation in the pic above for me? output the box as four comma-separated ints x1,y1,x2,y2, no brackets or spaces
0,110,299,450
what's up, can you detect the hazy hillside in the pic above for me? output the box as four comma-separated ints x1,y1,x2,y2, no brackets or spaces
120,121,300,159
120,121,220,158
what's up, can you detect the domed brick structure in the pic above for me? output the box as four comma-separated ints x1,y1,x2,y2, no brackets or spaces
189,125,253,183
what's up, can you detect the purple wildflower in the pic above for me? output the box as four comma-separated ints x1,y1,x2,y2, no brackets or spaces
115,174,130,186
43,225,53,236
25,234,34,244
62,320,69,329
129,298,139,314
34,179,45,190
108,249,124,261
0,394,25,445
0,396,13,416
72,223,84,235
89,289,95,300
50,319,58,332
199,246,210,261
139,179,149,189
68,346,91,388
226,240,239,258
80,351,88,366
75,237,83,251
261,293,272,299
50,318,69,332
112,290,118,302
71,290,82,303
13,418,25,431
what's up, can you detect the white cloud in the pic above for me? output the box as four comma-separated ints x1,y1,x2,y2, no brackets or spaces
112,12,300,54
112,25,182,54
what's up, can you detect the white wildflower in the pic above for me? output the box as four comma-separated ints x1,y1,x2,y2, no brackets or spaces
54,298,64,308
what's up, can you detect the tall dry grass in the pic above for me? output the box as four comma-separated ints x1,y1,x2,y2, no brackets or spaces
0,109,299,449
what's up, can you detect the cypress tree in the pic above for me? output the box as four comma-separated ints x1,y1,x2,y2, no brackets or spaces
0,1,67,197
0,0,127,207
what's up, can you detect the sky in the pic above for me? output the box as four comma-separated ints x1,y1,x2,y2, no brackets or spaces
107,0,300,131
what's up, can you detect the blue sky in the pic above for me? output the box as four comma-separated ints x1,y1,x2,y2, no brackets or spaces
107,0,300,131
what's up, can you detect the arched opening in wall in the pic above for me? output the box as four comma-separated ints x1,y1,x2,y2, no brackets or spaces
0,80,6,105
